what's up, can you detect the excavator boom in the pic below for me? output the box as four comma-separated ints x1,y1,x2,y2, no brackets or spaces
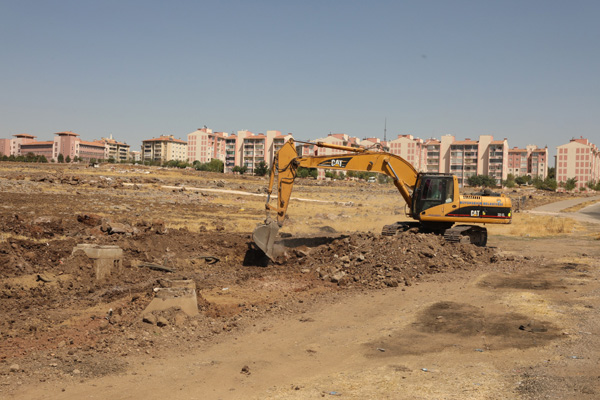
254,139,418,258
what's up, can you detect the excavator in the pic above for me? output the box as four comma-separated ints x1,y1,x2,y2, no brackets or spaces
253,139,512,260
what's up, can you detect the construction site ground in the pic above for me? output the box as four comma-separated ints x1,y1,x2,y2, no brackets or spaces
1,163,600,399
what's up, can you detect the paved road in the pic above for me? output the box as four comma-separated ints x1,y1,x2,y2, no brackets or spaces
529,195,600,224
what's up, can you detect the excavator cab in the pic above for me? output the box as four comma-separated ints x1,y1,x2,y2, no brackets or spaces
411,174,455,216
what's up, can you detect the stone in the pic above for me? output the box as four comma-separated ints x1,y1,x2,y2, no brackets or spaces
9,364,20,372
156,317,169,327
108,222,133,235
330,271,346,283
142,314,157,325
77,214,103,227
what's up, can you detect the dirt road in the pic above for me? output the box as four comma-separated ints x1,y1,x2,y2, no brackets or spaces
9,233,600,400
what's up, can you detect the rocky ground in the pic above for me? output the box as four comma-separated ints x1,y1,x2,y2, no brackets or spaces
0,163,598,399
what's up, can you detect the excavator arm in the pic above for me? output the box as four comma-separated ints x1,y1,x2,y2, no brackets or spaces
253,138,418,259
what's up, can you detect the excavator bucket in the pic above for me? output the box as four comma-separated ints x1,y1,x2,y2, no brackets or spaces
252,220,280,260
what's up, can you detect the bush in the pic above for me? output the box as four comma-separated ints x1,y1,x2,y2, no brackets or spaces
467,175,497,188
193,159,224,172
533,176,557,191
564,178,577,191
297,167,317,179
515,175,532,186
254,161,269,176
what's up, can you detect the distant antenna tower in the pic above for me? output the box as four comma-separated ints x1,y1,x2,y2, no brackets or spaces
384,118,387,142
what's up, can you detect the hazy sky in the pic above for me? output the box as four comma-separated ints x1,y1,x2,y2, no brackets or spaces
2,1,599,158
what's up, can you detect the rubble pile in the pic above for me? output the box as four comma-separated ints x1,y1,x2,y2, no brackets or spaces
283,231,498,288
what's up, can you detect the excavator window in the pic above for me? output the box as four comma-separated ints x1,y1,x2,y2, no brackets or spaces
414,176,454,214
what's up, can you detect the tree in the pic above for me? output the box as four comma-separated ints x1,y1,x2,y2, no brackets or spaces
532,176,557,191
547,167,555,180
65,155,71,163
503,173,516,188
586,180,595,190
90,158,97,164
564,177,577,191
297,167,317,179
195,159,224,172
515,175,531,186
467,175,497,188
57,153,64,163
254,161,269,176
108,156,116,164
39,155,48,163
232,165,248,174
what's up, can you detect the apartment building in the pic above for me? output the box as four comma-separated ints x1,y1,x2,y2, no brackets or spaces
529,147,548,179
507,145,549,179
101,134,130,162
130,151,141,162
387,134,424,169
142,135,187,163
187,127,229,164
423,135,455,173
1,132,106,162
218,130,293,173
485,138,509,184
556,137,600,189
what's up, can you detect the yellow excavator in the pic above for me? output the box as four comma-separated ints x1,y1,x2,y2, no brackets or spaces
253,139,512,259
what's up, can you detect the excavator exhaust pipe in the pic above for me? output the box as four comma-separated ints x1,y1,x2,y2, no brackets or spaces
252,221,280,260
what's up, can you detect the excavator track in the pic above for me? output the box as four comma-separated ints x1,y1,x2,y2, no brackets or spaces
443,225,487,246
381,222,419,236
383,223,488,247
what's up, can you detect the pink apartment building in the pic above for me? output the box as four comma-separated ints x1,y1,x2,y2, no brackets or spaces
507,145,549,179
1,132,106,161
386,134,424,169
556,137,600,189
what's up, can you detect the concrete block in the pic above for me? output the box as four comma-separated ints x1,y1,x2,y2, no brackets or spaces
73,244,123,280
143,279,199,317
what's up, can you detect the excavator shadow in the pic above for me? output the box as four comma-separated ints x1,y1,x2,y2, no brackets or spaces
243,234,349,267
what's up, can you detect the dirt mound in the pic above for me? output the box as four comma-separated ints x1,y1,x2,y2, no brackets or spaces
279,231,498,288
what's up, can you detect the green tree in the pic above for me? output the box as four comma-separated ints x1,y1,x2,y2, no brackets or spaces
515,175,531,186
65,155,71,163
254,160,269,176
503,173,516,188
195,159,224,172
108,156,116,164
547,167,555,180
467,175,497,188
233,165,248,174
586,180,595,190
564,177,577,191
39,155,48,163
297,167,317,179
57,153,64,163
